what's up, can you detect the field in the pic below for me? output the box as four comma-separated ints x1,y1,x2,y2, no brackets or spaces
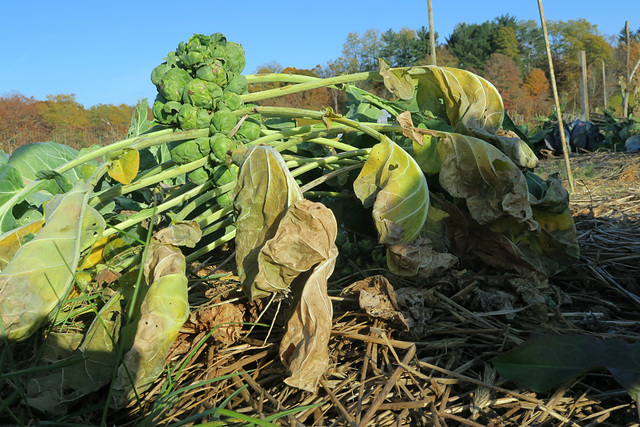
70,151,634,427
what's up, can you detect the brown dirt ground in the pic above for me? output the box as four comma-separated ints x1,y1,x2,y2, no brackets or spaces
109,152,640,426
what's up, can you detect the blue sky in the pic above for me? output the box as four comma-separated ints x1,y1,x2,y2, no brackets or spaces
0,0,635,107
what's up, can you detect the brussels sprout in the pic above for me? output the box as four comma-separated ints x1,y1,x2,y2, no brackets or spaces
211,110,238,134
225,42,246,74
237,119,261,141
152,97,182,125
188,166,211,185
357,239,376,255
177,104,212,130
169,137,210,164
216,192,233,207
219,91,243,111
196,60,228,87
151,63,171,87
212,164,238,186
182,79,223,110
225,73,248,95
209,133,234,163
159,68,192,102
341,242,359,258
209,32,227,46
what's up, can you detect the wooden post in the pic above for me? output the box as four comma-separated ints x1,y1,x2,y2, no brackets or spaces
428,0,436,65
538,0,574,192
602,58,607,109
579,50,589,120
623,21,631,118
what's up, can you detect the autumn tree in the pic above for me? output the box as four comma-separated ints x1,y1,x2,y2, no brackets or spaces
547,19,613,108
37,94,89,129
494,26,522,68
521,68,552,118
482,53,523,113
0,93,48,151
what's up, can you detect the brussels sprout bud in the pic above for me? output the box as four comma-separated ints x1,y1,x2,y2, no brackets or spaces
219,91,243,111
177,104,212,130
216,192,233,207
196,60,228,87
225,73,248,95
182,79,223,110
159,68,192,102
209,133,234,163
152,96,182,125
212,164,238,186
237,119,261,141
225,42,246,74
188,166,211,185
169,137,210,164
151,63,171,87
211,110,238,134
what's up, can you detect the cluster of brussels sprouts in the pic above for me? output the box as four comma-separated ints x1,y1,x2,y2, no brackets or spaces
151,33,261,198
333,232,385,278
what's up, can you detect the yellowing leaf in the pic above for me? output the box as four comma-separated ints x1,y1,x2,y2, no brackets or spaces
0,180,106,341
108,148,139,185
111,221,200,408
437,132,536,230
80,235,110,270
232,145,304,300
0,219,45,271
379,59,415,100
353,137,429,244
408,66,504,134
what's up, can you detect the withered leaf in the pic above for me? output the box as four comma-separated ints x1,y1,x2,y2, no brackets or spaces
342,275,409,330
273,200,338,392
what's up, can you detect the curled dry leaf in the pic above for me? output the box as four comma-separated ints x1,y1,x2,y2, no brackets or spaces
342,275,409,330
262,199,338,392
188,302,244,345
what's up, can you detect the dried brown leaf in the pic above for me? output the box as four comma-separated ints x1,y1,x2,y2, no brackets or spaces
342,275,410,330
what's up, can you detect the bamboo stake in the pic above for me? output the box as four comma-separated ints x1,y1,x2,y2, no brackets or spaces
428,0,436,65
537,0,574,192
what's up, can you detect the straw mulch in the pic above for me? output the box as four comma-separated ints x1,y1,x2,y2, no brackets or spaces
117,152,640,427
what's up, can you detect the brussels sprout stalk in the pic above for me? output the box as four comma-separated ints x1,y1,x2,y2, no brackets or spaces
241,72,379,103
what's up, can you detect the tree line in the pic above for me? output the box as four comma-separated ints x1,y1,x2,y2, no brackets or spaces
251,15,639,126
2,15,639,153
0,93,135,153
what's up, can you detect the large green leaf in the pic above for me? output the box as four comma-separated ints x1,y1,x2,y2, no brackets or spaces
0,164,44,233
399,112,534,229
0,179,106,341
25,291,124,414
381,63,537,169
494,335,640,399
232,145,304,300
353,136,429,244
7,141,83,194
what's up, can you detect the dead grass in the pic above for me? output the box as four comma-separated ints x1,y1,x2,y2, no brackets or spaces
98,151,640,426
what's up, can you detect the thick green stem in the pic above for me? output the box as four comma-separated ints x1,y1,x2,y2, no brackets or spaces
185,227,236,263
240,72,378,103
174,181,235,221
103,181,214,238
89,158,207,207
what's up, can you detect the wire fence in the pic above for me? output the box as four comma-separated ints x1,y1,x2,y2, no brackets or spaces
1,126,129,154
